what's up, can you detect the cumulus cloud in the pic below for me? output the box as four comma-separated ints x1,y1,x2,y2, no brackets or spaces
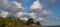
15,12,24,18
0,0,52,22
30,0,43,12
5,1,23,17
0,0,37,20
30,0,42,9
0,11,9,18
18,12,36,19
20,17,28,21
42,10,52,17
6,1,23,12
29,0,52,21
0,0,23,18
27,12,36,18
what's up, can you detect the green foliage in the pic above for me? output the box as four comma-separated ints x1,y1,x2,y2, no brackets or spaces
26,18,35,25
0,17,24,27
0,17,5,27
36,22,40,25
0,17,43,27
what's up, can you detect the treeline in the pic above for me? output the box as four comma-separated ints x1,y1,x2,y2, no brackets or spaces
0,17,42,27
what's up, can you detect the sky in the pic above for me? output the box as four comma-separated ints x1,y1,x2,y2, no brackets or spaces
0,0,60,26
22,0,60,26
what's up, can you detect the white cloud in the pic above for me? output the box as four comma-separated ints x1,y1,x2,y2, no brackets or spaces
30,0,43,12
28,13,36,18
29,0,52,21
6,1,23,12
5,1,23,17
0,0,23,18
30,0,42,9
0,11,9,18
42,10,52,16
12,2,22,8
0,0,53,22
15,12,24,18
20,17,28,21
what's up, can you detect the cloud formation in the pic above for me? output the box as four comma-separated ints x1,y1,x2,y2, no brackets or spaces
30,0,42,12
0,0,23,17
0,11,9,18
15,12,24,18
0,0,52,22
29,0,52,22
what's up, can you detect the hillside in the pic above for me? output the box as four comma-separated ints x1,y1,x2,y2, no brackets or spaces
0,17,43,27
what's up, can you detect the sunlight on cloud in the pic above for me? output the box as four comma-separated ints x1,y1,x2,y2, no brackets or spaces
30,0,42,9
15,12,24,18
42,10,52,17
29,0,52,21
12,2,22,8
30,0,42,12
0,0,23,18
0,11,9,18
20,17,28,21
28,13,36,18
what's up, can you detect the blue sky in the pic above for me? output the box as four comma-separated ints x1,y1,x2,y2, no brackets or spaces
0,0,60,26
8,0,60,17
21,0,60,26
21,0,60,17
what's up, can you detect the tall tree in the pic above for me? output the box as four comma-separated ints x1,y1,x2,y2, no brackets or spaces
26,18,35,25
36,22,42,27
36,22,40,25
